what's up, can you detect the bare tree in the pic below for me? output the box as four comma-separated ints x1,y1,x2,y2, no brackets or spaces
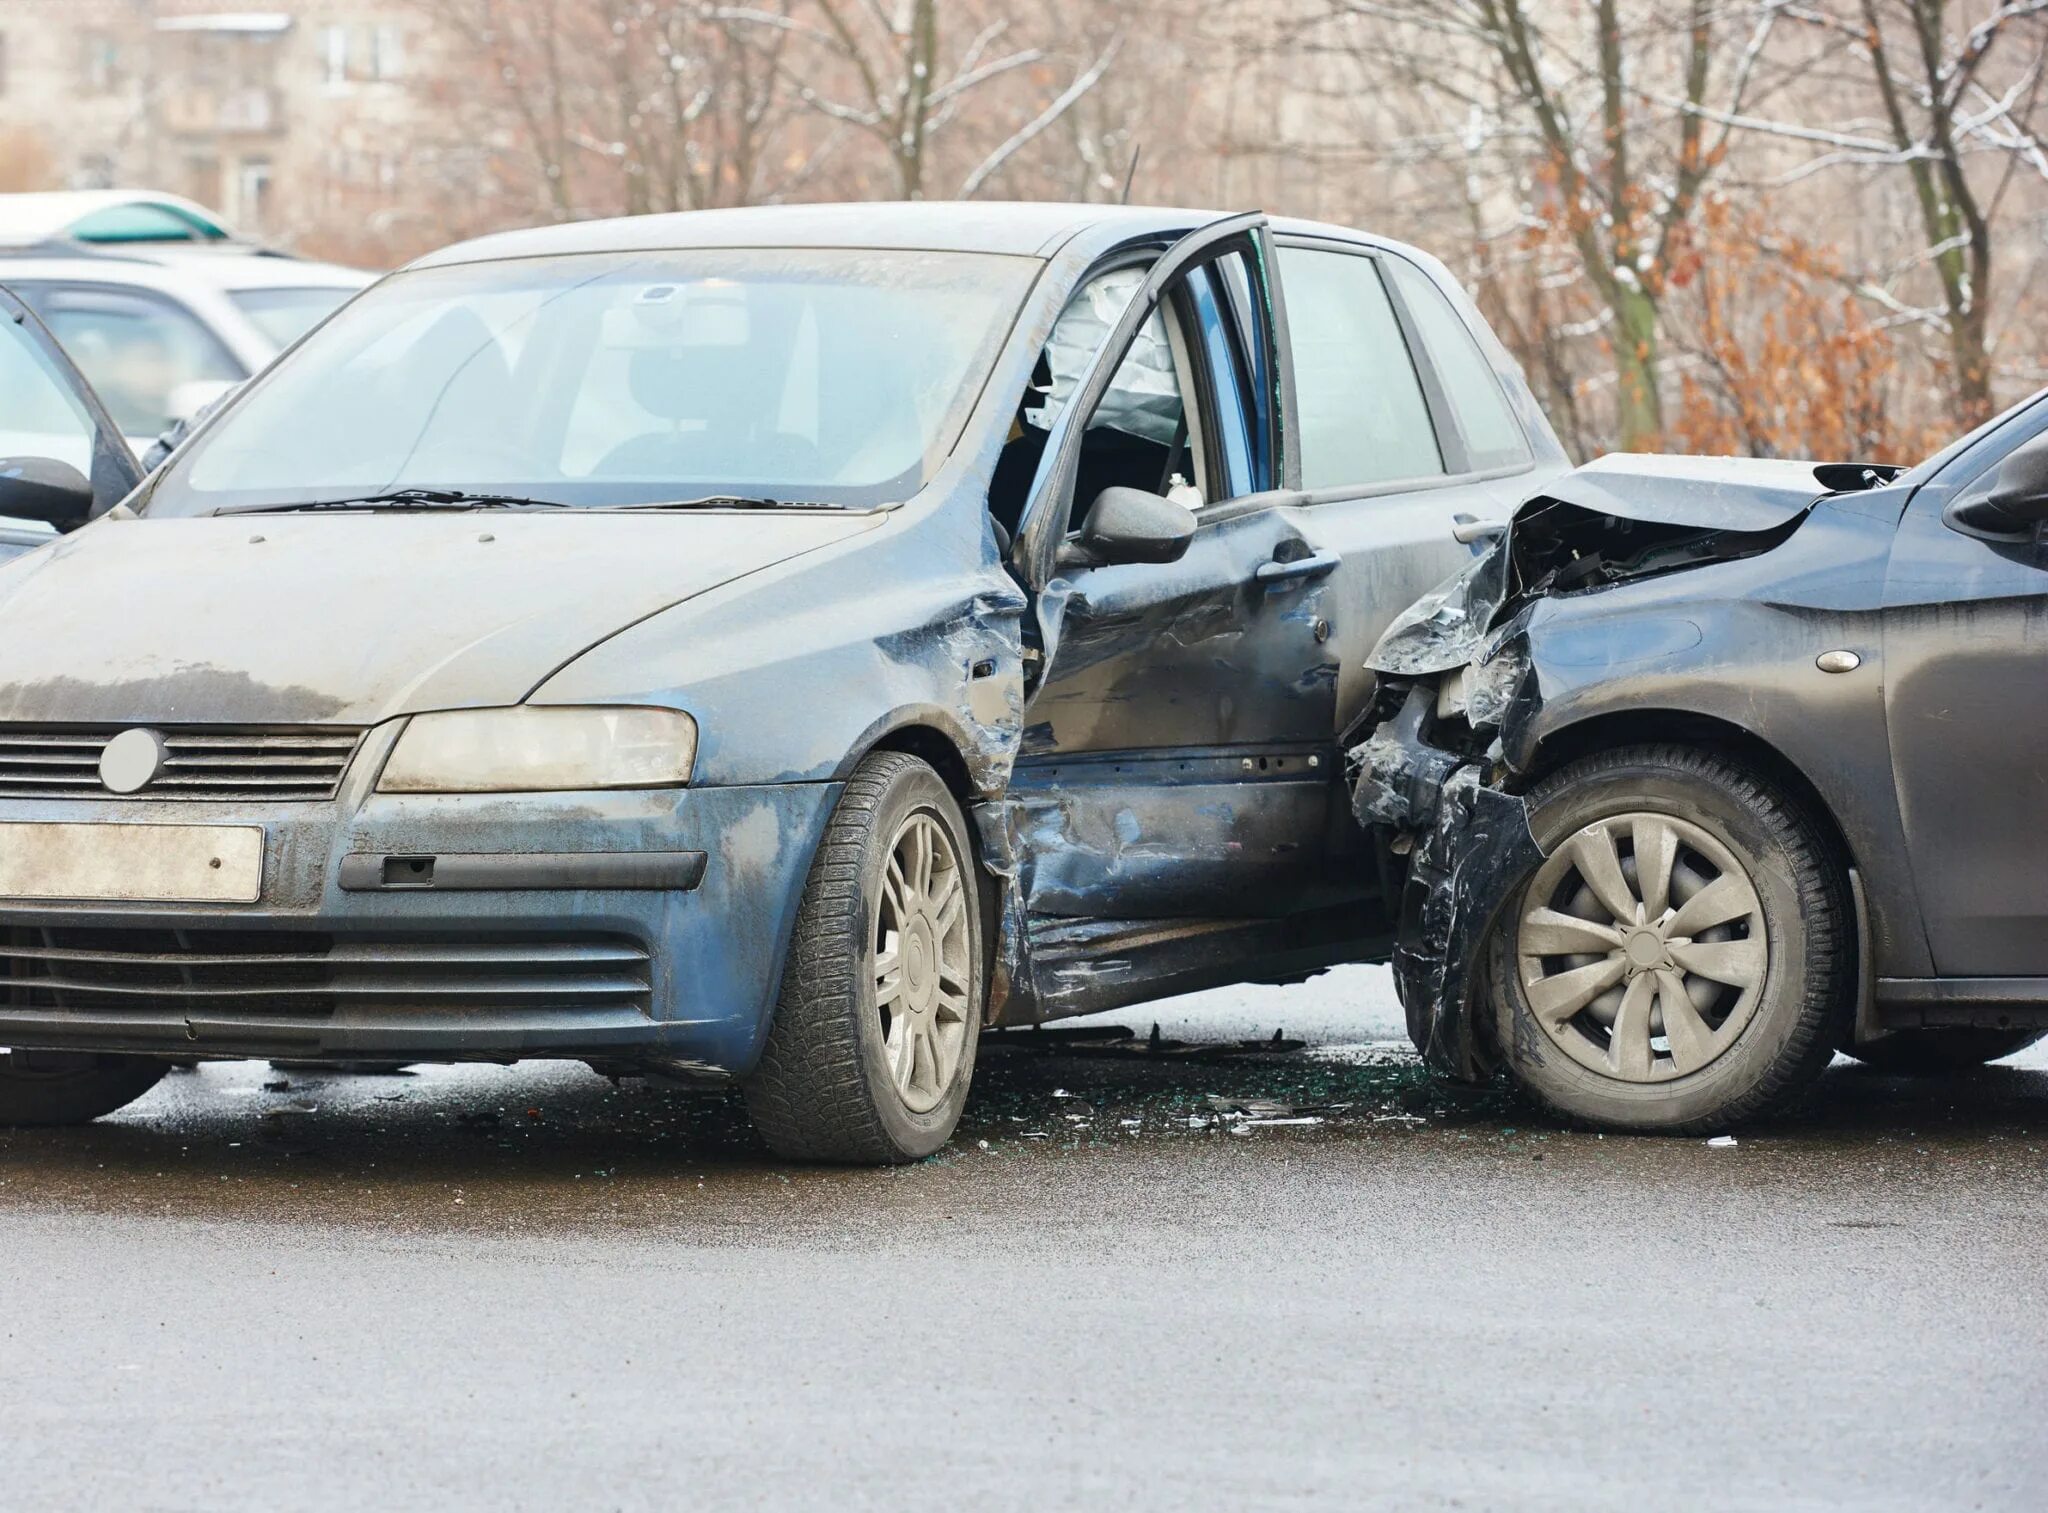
735,0,1123,200
1693,1,2048,427
422,0,811,223
1289,0,1789,449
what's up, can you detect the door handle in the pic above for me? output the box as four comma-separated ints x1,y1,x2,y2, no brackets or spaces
1256,548,1340,585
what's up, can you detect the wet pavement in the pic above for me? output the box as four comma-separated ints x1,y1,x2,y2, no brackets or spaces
3,966,2044,1511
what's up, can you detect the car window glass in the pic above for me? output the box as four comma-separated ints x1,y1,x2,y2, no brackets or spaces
151,248,1038,513
1277,246,1442,490
1382,256,1531,471
24,288,241,437
228,286,356,348
0,314,100,476
1030,267,1184,448
988,265,1208,543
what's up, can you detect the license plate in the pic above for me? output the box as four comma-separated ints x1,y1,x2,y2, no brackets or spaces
0,822,264,903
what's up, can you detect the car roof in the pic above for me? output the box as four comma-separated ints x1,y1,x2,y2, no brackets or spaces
405,201,1443,288
409,202,1374,268
0,189,239,247
0,250,371,293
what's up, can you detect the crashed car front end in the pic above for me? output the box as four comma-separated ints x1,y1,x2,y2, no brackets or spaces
1349,453,1907,1081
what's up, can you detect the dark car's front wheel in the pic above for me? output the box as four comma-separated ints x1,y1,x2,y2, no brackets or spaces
1489,745,1851,1133
0,1049,168,1126
1845,1027,2046,1075
744,751,984,1163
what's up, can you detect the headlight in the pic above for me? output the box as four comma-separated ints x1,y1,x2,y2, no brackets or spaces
377,707,697,793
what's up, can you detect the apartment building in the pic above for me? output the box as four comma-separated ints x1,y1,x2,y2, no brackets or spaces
0,1,444,250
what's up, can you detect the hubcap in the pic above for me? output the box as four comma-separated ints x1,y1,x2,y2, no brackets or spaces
1515,812,1769,1083
873,811,972,1114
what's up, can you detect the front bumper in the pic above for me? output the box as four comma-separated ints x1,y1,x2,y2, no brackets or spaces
0,756,839,1073
1351,686,1542,1080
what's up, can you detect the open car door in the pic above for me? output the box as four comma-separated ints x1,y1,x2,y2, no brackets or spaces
991,214,1369,1020
0,283,144,560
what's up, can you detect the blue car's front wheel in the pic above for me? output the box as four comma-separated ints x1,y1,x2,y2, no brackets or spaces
744,751,984,1163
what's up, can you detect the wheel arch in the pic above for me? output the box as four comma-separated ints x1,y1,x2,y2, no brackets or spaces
1520,708,1860,880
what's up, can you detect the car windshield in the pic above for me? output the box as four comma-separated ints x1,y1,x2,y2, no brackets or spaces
228,285,359,348
145,247,1038,515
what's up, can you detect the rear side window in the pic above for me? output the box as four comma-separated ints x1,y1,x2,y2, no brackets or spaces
1382,257,1531,471
1276,247,1441,490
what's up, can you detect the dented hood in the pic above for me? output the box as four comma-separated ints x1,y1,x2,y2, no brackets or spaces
0,510,879,725
1368,451,1896,679
1534,452,1846,532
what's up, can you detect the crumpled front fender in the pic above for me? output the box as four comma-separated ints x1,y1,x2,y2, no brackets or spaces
1389,767,1541,1078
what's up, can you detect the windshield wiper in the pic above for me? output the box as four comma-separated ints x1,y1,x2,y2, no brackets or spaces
213,489,579,517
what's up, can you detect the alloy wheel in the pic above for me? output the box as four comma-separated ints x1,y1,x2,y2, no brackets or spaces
872,810,973,1114
1515,812,1769,1083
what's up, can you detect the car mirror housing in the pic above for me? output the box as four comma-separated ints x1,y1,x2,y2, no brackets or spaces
1066,486,1196,568
0,457,96,533
1947,430,2048,540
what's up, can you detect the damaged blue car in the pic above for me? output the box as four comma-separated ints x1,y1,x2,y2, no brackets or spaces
0,203,1568,1160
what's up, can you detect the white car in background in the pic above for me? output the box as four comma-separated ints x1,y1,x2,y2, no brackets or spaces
0,191,372,455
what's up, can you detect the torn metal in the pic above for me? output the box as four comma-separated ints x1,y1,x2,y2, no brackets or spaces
1349,450,1906,1078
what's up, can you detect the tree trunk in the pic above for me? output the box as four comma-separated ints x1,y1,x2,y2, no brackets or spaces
1612,283,1664,450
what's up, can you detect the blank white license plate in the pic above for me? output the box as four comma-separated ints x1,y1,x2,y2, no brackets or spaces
0,822,264,904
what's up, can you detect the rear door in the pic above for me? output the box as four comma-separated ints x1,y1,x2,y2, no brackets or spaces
0,284,143,556
1274,238,1546,735
1010,215,1344,919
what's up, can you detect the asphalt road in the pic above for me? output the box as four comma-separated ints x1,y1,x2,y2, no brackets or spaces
3,966,2043,1512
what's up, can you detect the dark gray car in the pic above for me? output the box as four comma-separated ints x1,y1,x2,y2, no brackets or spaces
1350,406,2048,1132
0,203,1567,1161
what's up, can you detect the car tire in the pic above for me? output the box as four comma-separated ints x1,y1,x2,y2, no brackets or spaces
1489,744,1851,1133
1845,1027,2046,1075
744,751,985,1163
0,1049,169,1126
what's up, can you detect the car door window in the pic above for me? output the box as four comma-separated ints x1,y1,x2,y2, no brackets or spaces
1276,246,1443,490
1381,256,1531,472
15,285,241,438
0,313,103,477
988,265,1214,540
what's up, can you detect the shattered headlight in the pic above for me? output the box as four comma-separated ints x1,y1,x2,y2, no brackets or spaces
1434,646,1529,734
377,706,697,793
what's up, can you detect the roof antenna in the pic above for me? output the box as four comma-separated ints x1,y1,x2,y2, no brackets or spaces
1120,143,1143,205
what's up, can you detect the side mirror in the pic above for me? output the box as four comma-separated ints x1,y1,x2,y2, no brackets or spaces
1947,430,2048,540
1066,485,1196,567
0,457,95,533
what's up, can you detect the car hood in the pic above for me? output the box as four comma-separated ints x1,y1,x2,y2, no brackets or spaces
1368,451,1901,678
1533,452,1894,533
0,510,882,726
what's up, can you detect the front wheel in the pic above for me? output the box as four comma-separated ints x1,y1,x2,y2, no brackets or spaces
0,1049,168,1126
1489,745,1851,1133
1846,1027,2046,1075
744,751,984,1163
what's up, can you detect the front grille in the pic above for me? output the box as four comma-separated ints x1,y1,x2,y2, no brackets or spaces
0,927,652,1016
0,726,364,801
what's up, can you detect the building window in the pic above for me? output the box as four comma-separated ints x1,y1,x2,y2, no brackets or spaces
371,24,404,80
320,25,348,87
235,157,274,230
81,33,120,93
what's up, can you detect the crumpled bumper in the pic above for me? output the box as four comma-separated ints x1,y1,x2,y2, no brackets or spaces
1351,687,1541,1080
